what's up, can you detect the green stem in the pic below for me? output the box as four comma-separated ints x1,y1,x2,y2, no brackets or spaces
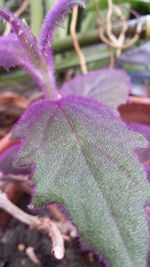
30,0,43,37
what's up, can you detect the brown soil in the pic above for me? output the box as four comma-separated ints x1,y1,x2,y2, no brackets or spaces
0,194,105,267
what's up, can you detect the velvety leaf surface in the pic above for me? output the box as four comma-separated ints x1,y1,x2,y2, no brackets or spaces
128,123,150,143
12,95,149,267
0,144,31,175
0,8,39,59
60,69,130,109
0,34,44,87
38,0,87,91
39,0,86,55
0,34,28,70
128,122,150,182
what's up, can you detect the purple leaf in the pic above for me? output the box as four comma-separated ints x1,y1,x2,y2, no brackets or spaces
61,69,130,109
128,122,150,182
12,95,149,267
0,8,40,63
0,34,29,70
38,0,86,90
0,10,48,91
0,34,50,95
128,123,150,143
0,143,31,176
39,0,86,56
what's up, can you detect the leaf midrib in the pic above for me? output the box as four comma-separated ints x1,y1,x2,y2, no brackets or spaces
58,102,134,267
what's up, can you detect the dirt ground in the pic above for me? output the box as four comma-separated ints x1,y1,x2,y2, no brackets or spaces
0,194,105,267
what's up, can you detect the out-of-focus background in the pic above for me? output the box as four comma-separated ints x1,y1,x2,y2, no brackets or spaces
0,1,150,267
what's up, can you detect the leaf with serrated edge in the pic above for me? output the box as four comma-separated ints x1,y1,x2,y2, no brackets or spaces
0,8,39,62
0,144,31,176
0,33,50,96
12,95,149,267
61,69,130,109
128,122,150,183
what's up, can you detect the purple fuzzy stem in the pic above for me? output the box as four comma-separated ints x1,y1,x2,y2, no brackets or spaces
47,49,57,91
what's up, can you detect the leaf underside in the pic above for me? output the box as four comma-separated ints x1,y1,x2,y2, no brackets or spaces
60,69,130,109
12,95,149,267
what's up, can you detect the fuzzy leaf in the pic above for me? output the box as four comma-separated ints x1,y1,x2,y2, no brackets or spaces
0,34,29,70
128,122,150,182
38,0,86,90
12,95,149,267
61,69,130,109
0,144,31,176
128,122,150,144
0,34,49,94
0,8,39,60
39,0,86,56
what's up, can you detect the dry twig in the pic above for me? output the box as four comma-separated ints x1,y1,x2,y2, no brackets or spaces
0,191,65,260
26,247,40,264
106,0,118,44
113,4,128,57
70,5,88,74
93,0,143,60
